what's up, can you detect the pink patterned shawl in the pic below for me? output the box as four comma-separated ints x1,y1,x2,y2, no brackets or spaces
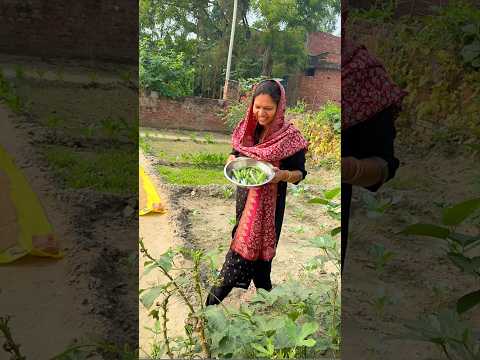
230,79,308,261
341,2,407,130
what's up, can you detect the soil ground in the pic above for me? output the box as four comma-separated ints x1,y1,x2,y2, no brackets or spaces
0,55,138,358
343,140,480,359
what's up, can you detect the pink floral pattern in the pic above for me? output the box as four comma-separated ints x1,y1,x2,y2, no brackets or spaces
230,79,308,261
341,2,407,130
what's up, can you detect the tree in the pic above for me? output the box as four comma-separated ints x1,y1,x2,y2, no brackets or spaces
251,0,339,76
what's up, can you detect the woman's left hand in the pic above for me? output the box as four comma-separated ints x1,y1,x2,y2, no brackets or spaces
270,167,288,183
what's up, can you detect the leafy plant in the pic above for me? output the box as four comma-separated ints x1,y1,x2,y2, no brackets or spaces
361,192,393,219
400,198,480,358
139,191,341,359
14,65,25,80
223,100,248,132
139,38,194,98
308,187,341,221
369,243,395,273
34,67,47,80
222,186,234,199
203,134,216,144
286,100,307,115
179,152,227,167
46,114,64,129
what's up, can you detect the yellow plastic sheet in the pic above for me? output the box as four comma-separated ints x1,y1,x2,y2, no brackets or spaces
0,146,62,264
139,166,166,216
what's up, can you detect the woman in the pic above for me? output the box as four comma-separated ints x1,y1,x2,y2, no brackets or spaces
341,2,407,272
205,79,308,305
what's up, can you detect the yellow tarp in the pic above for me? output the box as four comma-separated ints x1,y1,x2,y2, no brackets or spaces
139,166,166,216
0,146,62,264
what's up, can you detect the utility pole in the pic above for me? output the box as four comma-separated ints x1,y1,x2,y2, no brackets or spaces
223,0,238,100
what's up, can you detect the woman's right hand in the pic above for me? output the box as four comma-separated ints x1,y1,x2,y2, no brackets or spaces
227,154,236,164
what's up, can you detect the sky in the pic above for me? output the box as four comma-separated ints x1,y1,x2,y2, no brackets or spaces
333,14,341,36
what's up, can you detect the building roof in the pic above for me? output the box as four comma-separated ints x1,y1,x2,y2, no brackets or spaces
306,32,340,65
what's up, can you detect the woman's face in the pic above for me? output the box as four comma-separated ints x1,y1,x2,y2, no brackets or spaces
253,94,277,127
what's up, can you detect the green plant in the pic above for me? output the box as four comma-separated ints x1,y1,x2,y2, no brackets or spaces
295,103,341,167
361,192,393,219
46,114,64,129
100,117,124,138
88,70,99,85
399,197,480,358
223,100,248,132
156,165,228,185
203,134,215,144
308,187,341,221
45,147,137,195
368,243,395,273
179,152,227,167
222,186,234,199
14,65,25,80
0,71,23,113
287,100,307,115
292,226,306,234
189,133,198,143
34,67,47,80
140,136,154,155
292,207,306,220
139,38,194,98
289,184,307,197
139,191,341,359
400,309,480,360
56,66,65,81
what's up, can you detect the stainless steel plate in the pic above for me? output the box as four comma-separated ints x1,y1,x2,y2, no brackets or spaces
224,157,275,188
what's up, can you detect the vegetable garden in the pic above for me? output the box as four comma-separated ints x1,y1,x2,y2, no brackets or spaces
139,101,341,358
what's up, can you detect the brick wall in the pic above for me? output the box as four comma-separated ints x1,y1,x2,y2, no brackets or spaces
0,0,137,63
140,92,229,133
293,69,341,110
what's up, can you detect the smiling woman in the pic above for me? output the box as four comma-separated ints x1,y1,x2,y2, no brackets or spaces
205,79,309,306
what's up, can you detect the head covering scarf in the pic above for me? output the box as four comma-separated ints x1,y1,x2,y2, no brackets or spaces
230,79,308,261
341,0,408,130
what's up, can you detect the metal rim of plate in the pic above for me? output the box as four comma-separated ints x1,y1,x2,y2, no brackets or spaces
224,157,275,188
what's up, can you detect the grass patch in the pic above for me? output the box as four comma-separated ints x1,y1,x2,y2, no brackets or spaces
45,146,137,194
156,165,228,185
149,138,231,160
179,152,227,166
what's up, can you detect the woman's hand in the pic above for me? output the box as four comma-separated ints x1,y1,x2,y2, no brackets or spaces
270,167,289,183
227,154,236,164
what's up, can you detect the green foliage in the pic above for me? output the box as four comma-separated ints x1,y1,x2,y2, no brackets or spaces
203,133,216,144
139,0,339,97
400,197,480,358
296,102,341,168
286,100,307,115
238,76,268,93
349,1,480,146
0,70,24,113
156,165,228,185
139,39,194,98
139,187,341,359
45,146,137,195
223,100,248,132
179,152,227,167
308,186,341,220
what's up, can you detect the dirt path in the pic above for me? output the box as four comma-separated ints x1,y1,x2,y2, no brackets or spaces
342,147,479,359
139,151,190,357
0,105,87,358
